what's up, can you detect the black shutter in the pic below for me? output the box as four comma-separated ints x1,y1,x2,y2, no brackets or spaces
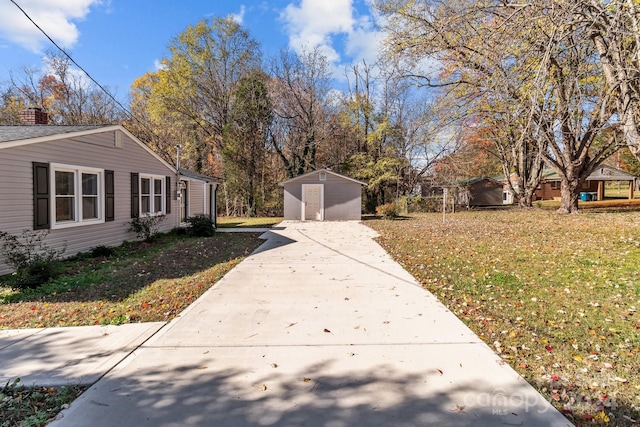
131,173,139,218
165,176,172,214
105,170,115,221
33,162,50,230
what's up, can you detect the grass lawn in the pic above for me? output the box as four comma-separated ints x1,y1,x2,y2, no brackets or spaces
0,232,264,328
367,210,640,426
217,216,283,228
0,230,264,424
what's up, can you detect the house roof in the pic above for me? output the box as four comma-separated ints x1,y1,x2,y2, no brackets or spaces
542,165,637,182
278,168,367,186
0,125,108,143
0,124,216,182
178,168,220,183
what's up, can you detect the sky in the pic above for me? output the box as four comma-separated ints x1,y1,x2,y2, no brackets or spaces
0,0,384,104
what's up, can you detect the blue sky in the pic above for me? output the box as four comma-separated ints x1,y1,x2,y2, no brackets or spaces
0,0,384,103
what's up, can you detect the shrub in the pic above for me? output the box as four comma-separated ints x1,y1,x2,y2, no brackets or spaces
128,215,166,241
186,214,215,237
375,203,399,219
0,229,66,289
90,245,115,258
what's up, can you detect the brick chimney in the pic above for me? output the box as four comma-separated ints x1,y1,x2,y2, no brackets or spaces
20,107,49,125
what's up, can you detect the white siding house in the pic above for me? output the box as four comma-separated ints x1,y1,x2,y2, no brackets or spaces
0,125,217,275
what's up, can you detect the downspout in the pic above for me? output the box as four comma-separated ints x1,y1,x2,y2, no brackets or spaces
214,182,218,228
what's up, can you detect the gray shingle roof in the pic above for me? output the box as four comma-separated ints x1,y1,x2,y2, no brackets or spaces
0,125,109,143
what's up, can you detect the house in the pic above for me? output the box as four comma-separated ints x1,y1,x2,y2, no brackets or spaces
534,166,637,201
0,112,217,275
279,169,367,221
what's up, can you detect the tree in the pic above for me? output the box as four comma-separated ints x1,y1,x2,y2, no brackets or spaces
0,87,25,124
6,52,122,125
375,0,621,213
268,47,333,178
374,0,549,208
222,70,273,216
578,0,640,161
130,17,262,178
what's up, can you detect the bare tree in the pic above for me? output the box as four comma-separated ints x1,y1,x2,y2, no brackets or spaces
268,47,332,178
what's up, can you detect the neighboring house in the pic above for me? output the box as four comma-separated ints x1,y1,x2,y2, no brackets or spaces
0,116,217,275
533,166,637,201
279,169,367,221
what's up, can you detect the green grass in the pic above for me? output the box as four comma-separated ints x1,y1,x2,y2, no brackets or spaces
368,210,640,426
1,232,263,328
217,216,283,228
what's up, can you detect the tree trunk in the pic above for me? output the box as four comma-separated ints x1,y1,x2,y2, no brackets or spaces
557,178,580,214
519,187,536,209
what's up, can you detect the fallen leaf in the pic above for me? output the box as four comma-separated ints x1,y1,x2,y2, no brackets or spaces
303,377,311,383
437,369,444,375
257,384,267,391
324,328,331,333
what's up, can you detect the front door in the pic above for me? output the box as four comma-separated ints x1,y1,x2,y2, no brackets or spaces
180,181,188,223
302,184,323,221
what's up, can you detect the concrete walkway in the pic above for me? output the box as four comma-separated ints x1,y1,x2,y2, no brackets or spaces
41,221,571,426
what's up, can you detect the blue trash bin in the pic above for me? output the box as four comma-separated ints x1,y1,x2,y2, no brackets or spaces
580,192,589,201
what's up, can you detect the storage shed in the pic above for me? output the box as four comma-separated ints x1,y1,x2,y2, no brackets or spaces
279,169,367,221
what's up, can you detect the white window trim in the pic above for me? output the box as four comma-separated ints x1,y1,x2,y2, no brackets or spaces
51,163,105,229
139,174,166,217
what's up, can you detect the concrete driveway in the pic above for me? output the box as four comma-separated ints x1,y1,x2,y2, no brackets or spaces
51,221,573,427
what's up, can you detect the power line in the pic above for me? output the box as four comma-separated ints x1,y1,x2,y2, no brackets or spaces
10,0,133,119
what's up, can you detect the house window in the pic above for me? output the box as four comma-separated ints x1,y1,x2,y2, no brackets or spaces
139,174,165,216
550,181,561,190
53,164,104,228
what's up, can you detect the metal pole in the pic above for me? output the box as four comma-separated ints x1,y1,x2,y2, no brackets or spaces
443,188,447,223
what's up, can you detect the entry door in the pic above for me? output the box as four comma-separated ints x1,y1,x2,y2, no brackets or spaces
302,184,323,221
180,181,188,223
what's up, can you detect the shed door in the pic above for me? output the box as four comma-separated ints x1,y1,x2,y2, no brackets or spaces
302,184,323,221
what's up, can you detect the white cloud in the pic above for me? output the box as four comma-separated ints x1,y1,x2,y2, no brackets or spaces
153,59,166,72
230,5,246,24
281,0,355,63
0,0,101,53
280,0,384,74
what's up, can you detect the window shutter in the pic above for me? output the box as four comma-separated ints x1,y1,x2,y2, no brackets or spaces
32,162,50,230
165,176,172,214
105,170,115,221
131,172,139,218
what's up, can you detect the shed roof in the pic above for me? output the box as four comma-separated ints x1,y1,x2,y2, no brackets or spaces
278,168,367,186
